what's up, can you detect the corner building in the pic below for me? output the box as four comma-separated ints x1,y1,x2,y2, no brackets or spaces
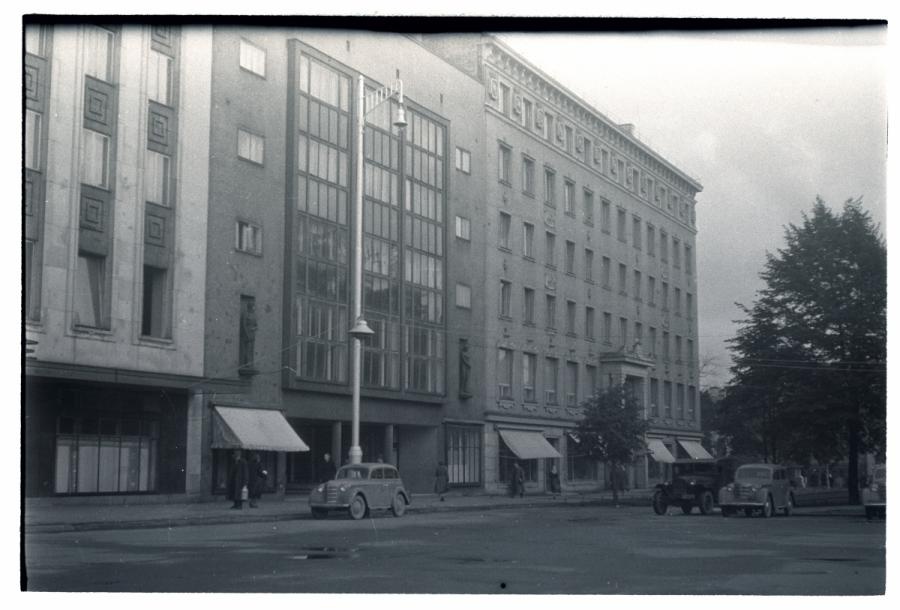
422,35,706,493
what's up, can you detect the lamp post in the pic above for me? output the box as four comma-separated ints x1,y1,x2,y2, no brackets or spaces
348,74,407,465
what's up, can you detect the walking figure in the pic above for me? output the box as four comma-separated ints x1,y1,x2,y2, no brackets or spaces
227,449,249,510
434,461,449,501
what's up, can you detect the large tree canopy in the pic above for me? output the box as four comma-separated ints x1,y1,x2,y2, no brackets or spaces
718,199,886,502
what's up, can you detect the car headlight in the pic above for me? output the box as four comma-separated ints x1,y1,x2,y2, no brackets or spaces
339,486,347,493
316,484,324,493
724,484,734,492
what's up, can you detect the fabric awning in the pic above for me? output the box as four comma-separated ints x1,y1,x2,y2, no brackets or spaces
499,429,562,460
647,439,676,464
212,406,310,452
678,439,714,460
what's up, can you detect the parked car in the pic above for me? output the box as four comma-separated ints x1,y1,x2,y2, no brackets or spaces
718,463,794,518
309,463,410,520
652,459,729,515
862,464,886,521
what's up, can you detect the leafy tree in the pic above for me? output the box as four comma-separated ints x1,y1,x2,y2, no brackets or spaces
723,198,886,503
575,384,649,503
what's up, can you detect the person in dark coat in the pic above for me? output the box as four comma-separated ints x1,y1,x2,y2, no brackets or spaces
320,452,337,483
513,461,525,498
248,451,268,508
549,463,561,494
227,449,249,510
434,461,450,501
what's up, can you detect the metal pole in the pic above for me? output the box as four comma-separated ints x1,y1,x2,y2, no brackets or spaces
350,74,365,465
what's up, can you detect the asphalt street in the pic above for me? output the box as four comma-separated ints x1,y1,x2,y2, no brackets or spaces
23,504,885,594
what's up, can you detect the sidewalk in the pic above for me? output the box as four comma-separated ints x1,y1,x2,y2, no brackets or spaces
22,488,857,534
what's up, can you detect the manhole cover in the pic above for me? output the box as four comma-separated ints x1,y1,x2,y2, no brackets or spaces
290,547,358,560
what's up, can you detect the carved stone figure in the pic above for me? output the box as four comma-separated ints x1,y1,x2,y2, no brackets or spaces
459,338,472,398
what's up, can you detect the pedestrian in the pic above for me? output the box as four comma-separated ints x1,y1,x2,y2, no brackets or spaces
434,461,449,501
320,452,337,483
549,463,561,494
513,461,525,498
227,449,249,510
248,451,268,508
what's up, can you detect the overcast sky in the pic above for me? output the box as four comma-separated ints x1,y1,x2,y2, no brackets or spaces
500,27,888,387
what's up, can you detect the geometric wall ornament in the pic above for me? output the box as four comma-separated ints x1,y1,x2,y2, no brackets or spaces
151,25,173,50
84,82,111,128
148,106,171,150
79,194,105,232
25,64,39,102
24,175,34,216
145,212,166,246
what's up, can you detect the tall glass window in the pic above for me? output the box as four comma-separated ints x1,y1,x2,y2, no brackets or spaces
25,110,41,170
498,348,513,398
523,352,536,402
445,424,481,486
84,25,114,82
145,150,171,206
81,129,110,188
148,49,172,104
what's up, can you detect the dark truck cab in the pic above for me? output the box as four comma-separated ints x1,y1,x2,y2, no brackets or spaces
652,459,729,516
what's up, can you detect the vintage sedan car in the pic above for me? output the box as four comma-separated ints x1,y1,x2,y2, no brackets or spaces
652,459,727,516
718,463,795,518
309,463,410,520
862,464,886,521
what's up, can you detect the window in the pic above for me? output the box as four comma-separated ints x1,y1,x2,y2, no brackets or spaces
523,353,537,402
544,113,554,142
84,26,114,82
565,241,575,275
601,256,611,288
523,222,534,258
544,357,559,404
445,424,482,486
498,212,511,249
617,159,625,183
239,39,266,77
141,265,170,338
563,180,575,215
646,177,655,201
673,238,681,268
634,322,643,349
498,143,511,183
660,230,669,263
687,386,697,420
585,306,595,340
500,437,537,484
618,263,627,295
633,270,642,301
544,168,555,206
81,129,110,188
647,224,656,256
455,147,471,174
600,199,611,233
523,287,535,324
662,331,670,361
73,252,106,329
567,434,598,482
685,245,693,274
602,312,612,344
564,125,574,154
675,335,683,363
617,208,627,242
145,150,171,206
455,283,471,308
566,300,576,335
648,327,657,358
235,220,262,254
25,110,41,170
148,49,172,104
499,280,512,318
631,168,640,193
545,232,556,267
650,378,659,417
237,129,264,164
686,292,694,319
498,348,513,399
687,339,694,364
522,98,533,128
25,25,44,56
499,82,510,115
676,383,685,418
545,294,556,329
522,156,535,195
619,317,628,349
674,287,682,316
647,276,656,306
664,381,673,417
565,361,578,406
583,189,594,224
600,148,609,174
583,137,592,165
633,217,642,249
455,216,471,240
586,365,598,396
661,281,669,310
584,249,594,282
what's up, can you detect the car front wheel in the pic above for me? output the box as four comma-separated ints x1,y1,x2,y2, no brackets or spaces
761,495,774,518
698,491,714,515
652,490,668,515
349,495,368,520
391,493,407,517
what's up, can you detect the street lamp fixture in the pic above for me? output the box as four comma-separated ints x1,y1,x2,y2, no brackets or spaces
349,75,407,465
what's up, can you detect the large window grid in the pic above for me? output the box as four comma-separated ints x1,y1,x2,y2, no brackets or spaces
445,424,482,486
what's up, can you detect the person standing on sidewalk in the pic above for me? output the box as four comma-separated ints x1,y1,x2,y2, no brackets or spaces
320,452,337,483
513,461,525,498
549,463,561,494
248,451,268,508
434,461,449,501
227,449,249,510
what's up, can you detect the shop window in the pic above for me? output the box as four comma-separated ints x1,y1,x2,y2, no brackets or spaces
566,434,598,481
445,424,482,486
499,436,536,483
212,449,277,494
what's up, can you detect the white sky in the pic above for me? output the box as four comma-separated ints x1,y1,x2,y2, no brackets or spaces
500,28,888,387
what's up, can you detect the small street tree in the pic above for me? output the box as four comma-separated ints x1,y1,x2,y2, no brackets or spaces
575,384,649,504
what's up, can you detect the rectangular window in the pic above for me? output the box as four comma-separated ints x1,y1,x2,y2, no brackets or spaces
686,292,694,319
81,129,110,188
647,225,656,256
687,386,697,420
544,357,559,404
619,317,628,349
544,113,554,141
455,283,471,309
676,383,685,419
633,217,642,249
660,230,669,263
523,287,535,324
650,378,659,417
148,49,172,105
674,287,682,316
523,352,536,402
445,424,482,486
685,245,693,274
584,248,594,282
585,306,595,340
455,216,470,240
565,241,575,275
84,25,114,82
583,137,592,165
499,280,511,318
235,220,262,255
566,361,578,406
73,252,106,329
647,276,656,306
649,327,657,358
617,208,627,242
618,263,627,295
141,265,170,338
237,129,265,164
239,39,266,77
586,365,598,396
600,200,611,233
566,300,576,335
563,180,575,215
498,348,513,399
145,150,171,206
664,381,673,417
617,159,625,184
673,238,682,268
687,338,694,364
545,232,556,267
600,148,609,174
675,335,683,363
523,98,533,128
499,82,510,115
25,25,43,56
564,125,574,154
498,212,511,249
663,331,670,361
455,147,471,174
601,256,611,288
602,312,612,344
631,168,640,193
523,223,534,258
583,189,594,224
633,270,642,301
661,281,669,311
522,156,535,195
634,322,643,349
544,168,555,206
566,434,598,482
26,110,41,170
646,177,655,201
498,144,511,183
545,294,556,329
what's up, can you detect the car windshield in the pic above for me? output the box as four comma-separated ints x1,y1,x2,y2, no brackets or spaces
336,467,368,480
736,467,771,481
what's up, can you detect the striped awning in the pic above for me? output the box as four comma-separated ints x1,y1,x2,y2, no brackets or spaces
647,439,676,464
499,429,562,460
212,406,309,452
678,439,714,460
